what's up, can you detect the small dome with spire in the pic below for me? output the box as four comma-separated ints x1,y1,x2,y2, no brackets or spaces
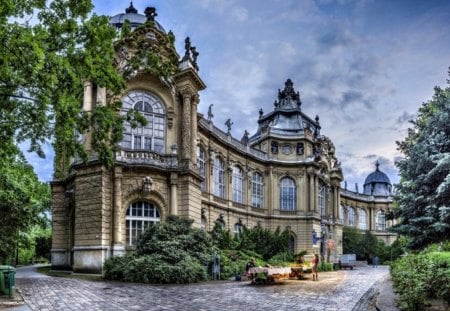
363,161,392,196
110,2,166,33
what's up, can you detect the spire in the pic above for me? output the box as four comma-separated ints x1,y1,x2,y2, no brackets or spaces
125,2,138,14
276,79,302,109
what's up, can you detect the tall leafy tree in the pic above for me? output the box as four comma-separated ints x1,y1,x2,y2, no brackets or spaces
392,70,450,250
0,0,125,179
0,144,50,264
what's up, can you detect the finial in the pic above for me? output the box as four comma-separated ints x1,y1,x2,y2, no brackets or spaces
241,130,249,145
259,108,263,118
144,7,157,21
225,119,233,134
375,160,380,170
126,2,138,14
207,104,214,122
315,115,320,123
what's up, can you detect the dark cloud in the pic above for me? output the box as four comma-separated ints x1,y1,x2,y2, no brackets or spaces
316,25,359,52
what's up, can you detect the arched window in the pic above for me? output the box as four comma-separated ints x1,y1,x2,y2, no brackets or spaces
289,234,295,253
348,207,355,226
233,223,243,235
120,90,166,153
213,156,225,197
232,166,244,203
125,201,160,246
376,211,386,231
318,182,326,216
339,205,344,222
280,177,296,211
197,146,206,191
359,208,367,230
251,172,264,208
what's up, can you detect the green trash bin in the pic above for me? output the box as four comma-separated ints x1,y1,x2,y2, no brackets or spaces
0,265,16,297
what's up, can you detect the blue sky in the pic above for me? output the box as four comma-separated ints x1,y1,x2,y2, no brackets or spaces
27,0,450,191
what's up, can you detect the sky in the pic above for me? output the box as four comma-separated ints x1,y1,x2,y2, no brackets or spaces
27,0,450,191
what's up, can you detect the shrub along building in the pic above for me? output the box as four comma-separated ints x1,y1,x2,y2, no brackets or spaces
51,4,397,273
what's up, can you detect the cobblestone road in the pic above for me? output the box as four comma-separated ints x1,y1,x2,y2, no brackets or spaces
15,265,390,311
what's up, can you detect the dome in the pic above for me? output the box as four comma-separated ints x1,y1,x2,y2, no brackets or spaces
363,161,392,196
110,3,166,33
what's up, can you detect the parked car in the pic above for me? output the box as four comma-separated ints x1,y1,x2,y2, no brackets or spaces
338,254,356,270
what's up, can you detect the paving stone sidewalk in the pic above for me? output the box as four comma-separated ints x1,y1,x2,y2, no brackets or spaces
11,265,394,311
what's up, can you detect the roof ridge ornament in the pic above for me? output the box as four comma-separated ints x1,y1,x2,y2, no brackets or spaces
180,37,200,71
144,6,157,21
277,79,302,109
126,2,138,14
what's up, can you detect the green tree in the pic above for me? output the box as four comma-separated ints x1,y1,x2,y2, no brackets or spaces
0,147,50,264
392,70,450,250
0,0,126,179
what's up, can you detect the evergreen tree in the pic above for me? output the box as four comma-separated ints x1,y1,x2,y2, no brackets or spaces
392,70,450,249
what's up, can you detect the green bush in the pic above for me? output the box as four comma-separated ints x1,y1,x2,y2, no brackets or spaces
318,262,333,272
390,249,450,311
104,254,208,284
267,252,295,266
103,216,212,284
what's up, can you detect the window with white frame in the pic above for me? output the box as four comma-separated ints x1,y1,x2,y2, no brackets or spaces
280,177,296,211
359,208,367,230
197,146,206,191
318,182,326,216
376,211,386,231
125,201,160,246
213,156,225,197
348,207,355,226
251,172,264,208
120,90,165,153
232,166,244,203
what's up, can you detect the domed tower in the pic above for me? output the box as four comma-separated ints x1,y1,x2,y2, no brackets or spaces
110,2,166,33
363,161,392,196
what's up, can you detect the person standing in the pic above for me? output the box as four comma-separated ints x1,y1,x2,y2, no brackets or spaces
312,254,319,281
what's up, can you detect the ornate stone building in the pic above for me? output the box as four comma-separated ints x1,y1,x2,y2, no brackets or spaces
51,4,396,273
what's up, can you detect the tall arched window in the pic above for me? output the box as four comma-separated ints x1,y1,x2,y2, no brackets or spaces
359,208,367,230
376,211,386,231
280,177,296,211
125,201,160,246
251,172,264,208
120,90,166,153
197,146,206,191
348,207,355,226
232,166,244,203
318,182,326,216
339,205,344,222
213,156,225,197
289,234,296,253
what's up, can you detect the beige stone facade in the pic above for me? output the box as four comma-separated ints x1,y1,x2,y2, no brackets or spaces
51,5,396,273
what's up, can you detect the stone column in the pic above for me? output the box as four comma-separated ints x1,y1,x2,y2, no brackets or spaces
309,174,314,212
181,89,192,163
191,95,199,165
170,173,178,215
314,175,318,213
112,166,124,256
83,81,93,111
